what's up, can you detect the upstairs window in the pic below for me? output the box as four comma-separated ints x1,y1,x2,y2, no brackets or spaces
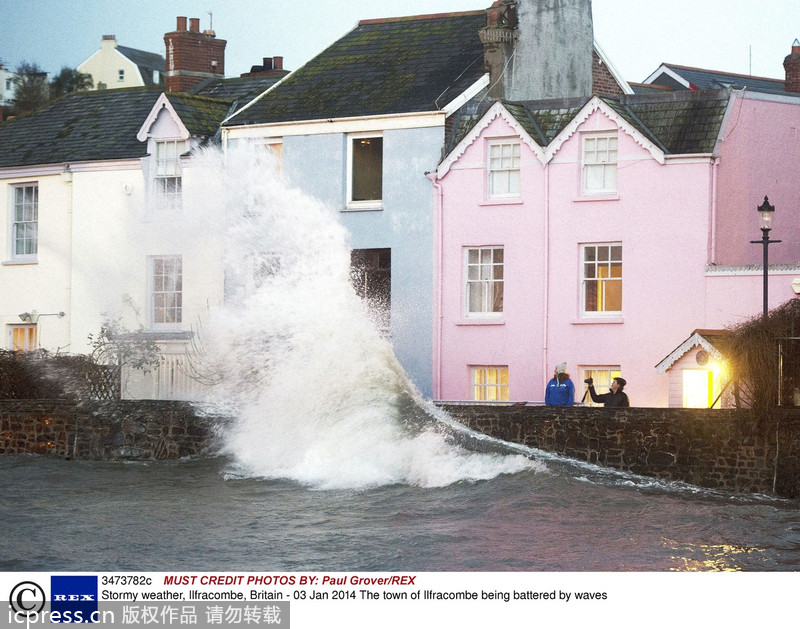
582,132,618,194
466,247,504,316
150,255,182,328
154,140,185,210
581,243,622,315
118,69,125,82
488,141,521,198
347,134,382,209
12,183,38,259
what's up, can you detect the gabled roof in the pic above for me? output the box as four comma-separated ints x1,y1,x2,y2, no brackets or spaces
655,329,730,374
644,63,786,95
443,89,730,166
225,11,488,126
116,45,165,87
137,92,232,143
0,88,162,167
190,75,285,109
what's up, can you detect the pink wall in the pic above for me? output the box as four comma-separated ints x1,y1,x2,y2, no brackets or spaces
435,96,800,407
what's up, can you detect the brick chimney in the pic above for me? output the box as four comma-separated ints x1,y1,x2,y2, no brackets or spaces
479,1,519,100
239,56,290,79
785,39,800,94
164,16,227,92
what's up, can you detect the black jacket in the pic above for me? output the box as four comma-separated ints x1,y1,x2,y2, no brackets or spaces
588,386,629,407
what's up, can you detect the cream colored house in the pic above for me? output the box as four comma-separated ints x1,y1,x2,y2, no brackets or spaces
78,35,164,90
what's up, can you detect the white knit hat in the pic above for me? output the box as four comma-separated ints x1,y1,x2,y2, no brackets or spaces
556,362,567,374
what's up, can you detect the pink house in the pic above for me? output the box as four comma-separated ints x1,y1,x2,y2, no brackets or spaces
431,86,800,407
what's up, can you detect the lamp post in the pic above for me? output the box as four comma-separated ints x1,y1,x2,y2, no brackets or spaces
750,196,781,320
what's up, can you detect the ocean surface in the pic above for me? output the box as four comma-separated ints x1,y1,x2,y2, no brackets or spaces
3,447,799,572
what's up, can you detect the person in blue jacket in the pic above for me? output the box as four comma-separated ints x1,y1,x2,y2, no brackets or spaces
545,362,575,406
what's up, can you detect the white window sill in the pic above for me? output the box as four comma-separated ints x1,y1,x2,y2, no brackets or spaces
2,258,38,266
456,318,505,326
342,206,383,213
573,194,620,202
479,198,524,207
571,316,624,325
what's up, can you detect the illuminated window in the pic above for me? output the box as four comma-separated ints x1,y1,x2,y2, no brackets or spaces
347,134,382,208
472,366,509,401
581,366,621,407
150,256,182,327
466,247,504,316
12,183,38,259
581,243,622,315
154,140,185,210
8,324,37,351
582,132,618,193
488,141,520,198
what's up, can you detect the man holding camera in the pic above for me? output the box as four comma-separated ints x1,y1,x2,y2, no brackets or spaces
584,376,630,407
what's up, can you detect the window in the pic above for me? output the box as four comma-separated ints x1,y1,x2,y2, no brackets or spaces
11,184,38,259
488,141,521,198
466,247,504,316
581,244,621,314
154,141,185,210
347,134,382,208
150,256,182,327
472,366,509,401
118,69,125,82
582,132,618,193
581,366,621,407
351,248,391,334
8,325,37,351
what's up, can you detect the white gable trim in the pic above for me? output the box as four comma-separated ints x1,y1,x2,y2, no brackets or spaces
643,65,693,90
437,101,545,178
544,96,666,164
441,74,490,116
593,39,634,95
655,332,725,374
136,93,190,142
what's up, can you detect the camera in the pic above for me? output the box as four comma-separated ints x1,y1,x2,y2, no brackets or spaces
584,377,593,385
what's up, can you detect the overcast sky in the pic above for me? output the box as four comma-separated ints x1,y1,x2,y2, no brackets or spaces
1,0,797,84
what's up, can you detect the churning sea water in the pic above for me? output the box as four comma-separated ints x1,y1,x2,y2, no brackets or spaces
4,145,799,573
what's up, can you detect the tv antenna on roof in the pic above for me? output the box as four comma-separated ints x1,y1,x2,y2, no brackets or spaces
208,11,213,31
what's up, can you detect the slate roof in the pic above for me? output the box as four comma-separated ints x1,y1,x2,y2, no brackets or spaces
447,89,730,157
647,63,785,95
117,45,166,87
190,75,285,108
225,11,487,126
0,88,231,168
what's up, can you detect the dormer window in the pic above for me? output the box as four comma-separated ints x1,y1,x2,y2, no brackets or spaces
582,132,618,194
488,140,521,198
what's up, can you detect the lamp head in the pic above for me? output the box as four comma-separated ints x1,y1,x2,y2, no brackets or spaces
757,195,775,232
18,312,30,322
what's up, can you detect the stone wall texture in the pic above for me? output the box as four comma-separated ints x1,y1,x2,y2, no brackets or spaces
439,404,800,499
0,400,222,460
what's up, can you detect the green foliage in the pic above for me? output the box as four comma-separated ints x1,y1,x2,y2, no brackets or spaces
49,67,93,99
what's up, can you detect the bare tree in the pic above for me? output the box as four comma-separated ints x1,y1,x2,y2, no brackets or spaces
12,61,49,113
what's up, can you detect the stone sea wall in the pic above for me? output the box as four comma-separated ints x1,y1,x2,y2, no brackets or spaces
439,404,800,499
0,399,223,460
2,399,799,498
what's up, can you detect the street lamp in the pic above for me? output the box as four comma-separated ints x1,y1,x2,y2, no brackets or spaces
751,196,781,319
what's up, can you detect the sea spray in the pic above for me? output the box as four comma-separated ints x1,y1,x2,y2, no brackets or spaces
195,143,536,489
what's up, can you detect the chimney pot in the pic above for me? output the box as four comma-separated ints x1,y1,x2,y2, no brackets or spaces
262,57,273,70
176,16,187,31
189,18,200,33
273,56,283,70
784,38,800,94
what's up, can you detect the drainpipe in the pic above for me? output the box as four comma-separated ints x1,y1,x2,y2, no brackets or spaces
62,163,74,350
427,171,444,400
542,163,550,394
709,158,719,265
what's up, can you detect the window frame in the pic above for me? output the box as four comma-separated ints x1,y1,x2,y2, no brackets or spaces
471,366,510,402
152,140,186,212
581,131,618,195
346,132,383,210
9,182,38,262
7,324,38,352
580,243,622,317
487,139,521,199
464,246,504,318
149,255,183,330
